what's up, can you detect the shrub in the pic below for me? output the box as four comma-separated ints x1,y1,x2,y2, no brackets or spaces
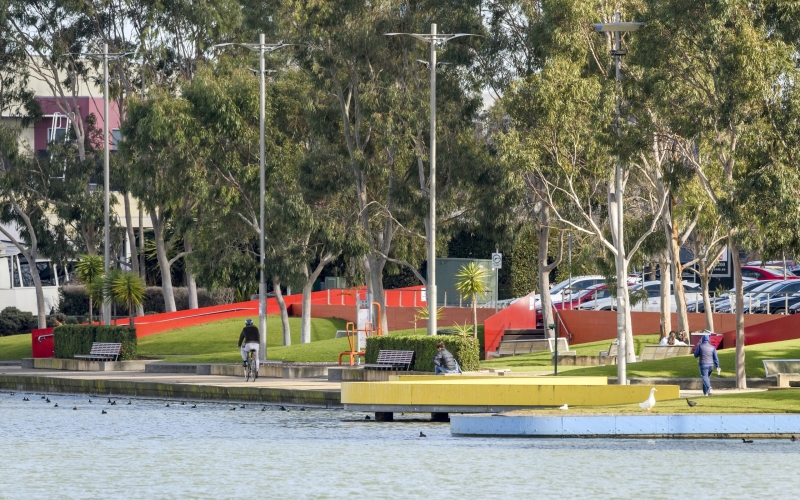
53,325,138,360
59,285,234,315
365,334,480,372
0,307,34,336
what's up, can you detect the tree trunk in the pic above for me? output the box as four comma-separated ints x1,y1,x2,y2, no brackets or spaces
124,192,139,276
366,254,388,335
88,296,93,325
26,252,47,329
538,223,553,337
300,252,338,343
472,293,478,338
273,275,291,346
731,238,746,388
668,196,690,336
184,237,198,309
151,211,176,312
300,280,314,344
659,252,671,340
137,201,145,317
700,262,714,331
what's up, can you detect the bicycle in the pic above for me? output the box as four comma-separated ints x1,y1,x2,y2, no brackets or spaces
244,348,258,382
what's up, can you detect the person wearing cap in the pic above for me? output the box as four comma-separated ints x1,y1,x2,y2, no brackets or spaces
693,334,720,396
238,319,261,371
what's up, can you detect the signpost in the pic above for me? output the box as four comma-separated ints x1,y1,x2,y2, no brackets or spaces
492,252,502,312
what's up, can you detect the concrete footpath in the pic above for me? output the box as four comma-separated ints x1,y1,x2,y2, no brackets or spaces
0,365,342,407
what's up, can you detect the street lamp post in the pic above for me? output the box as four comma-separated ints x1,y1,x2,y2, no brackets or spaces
83,44,134,325
214,36,293,361
594,12,644,384
386,25,478,336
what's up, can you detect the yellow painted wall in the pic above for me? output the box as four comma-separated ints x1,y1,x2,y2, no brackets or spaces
393,376,608,385
342,381,679,407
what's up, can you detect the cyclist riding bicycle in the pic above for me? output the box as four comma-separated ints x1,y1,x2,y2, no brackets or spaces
238,319,260,371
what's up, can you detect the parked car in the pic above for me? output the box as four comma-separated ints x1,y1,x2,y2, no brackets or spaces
740,266,800,281
716,280,788,313
747,280,800,314
532,275,607,306
686,280,766,313
535,284,612,326
577,280,701,312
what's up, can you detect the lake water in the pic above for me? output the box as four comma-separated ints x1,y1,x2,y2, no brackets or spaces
1,391,799,499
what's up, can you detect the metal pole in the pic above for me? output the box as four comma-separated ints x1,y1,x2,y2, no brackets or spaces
258,34,267,361
614,13,627,384
427,23,438,336
103,43,111,326
568,234,573,309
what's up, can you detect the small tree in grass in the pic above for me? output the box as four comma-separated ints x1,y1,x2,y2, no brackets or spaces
413,306,445,334
455,263,492,338
107,271,146,326
74,255,104,324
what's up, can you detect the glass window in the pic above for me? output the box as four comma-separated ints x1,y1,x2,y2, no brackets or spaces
111,129,122,150
12,256,21,287
47,127,68,143
18,257,34,287
36,262,56,286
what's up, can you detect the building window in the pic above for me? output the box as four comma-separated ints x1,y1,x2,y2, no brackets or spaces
111,129,122,150
47,127,68,144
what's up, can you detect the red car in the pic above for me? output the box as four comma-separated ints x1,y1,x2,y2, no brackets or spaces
740,266,800,280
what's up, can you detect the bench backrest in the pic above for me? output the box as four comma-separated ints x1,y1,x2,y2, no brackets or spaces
89,342,123,356
496,343,518,356
608,343,618,356
640,344,691,361
547,337,569,353
763,359,800,377
375,350,414,365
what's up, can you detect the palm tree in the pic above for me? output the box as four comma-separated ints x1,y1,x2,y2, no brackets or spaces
106,271,146,326
413,306,445,334
455,262,492,338
74,254,104,324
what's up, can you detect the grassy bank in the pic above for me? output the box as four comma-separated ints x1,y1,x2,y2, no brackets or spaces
0,334,32,360
509,390,800,414
137,316,348,363
481,335,800,379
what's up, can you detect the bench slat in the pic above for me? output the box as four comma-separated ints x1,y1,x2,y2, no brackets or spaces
74,342,123,361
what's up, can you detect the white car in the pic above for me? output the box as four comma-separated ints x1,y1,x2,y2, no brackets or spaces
578,280,702,312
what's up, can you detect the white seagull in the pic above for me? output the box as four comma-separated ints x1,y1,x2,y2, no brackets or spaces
639,388,657,412
559,404,569,410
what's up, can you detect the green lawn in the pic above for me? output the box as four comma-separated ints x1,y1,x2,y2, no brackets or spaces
511,390,800,414
0,334,32,360
482,335,800,379
480,334,661,371
138,316,349,363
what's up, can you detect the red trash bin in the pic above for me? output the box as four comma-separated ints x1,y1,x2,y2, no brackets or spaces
31,327,55,358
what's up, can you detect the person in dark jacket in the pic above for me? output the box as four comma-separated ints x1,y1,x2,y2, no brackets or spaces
238,319,261,370
693,334,720,396
433,341,459,375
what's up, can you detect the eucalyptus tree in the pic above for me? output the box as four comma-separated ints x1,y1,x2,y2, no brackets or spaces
634,0,795,387
279,0,486,334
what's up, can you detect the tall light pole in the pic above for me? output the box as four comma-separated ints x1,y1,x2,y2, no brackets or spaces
84,44,134,325
214,37,293,361
594,13,644,384
386,25,478,336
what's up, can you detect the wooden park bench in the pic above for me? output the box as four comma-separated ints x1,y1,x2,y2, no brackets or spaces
599,341,618,361
363,350,415,371
638,344,692,362
74,342,123,362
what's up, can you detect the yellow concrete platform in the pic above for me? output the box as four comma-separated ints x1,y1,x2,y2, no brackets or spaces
342,380,680,409
393,375,608,385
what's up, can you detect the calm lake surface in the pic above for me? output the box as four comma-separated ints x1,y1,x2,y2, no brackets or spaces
2,391,799,499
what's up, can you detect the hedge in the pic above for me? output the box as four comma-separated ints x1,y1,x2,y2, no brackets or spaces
53,325,137,360
59,285,234,315
365,334,480,372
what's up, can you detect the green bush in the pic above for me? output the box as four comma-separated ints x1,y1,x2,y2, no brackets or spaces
0,307,34,336
365,334,480,372
53,325,138,360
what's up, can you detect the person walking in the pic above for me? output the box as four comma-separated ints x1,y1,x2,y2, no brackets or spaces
693,334,720,396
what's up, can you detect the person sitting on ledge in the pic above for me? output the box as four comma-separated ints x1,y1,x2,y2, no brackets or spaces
433,341,459,375
660,331,675,346
675,331,688,345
